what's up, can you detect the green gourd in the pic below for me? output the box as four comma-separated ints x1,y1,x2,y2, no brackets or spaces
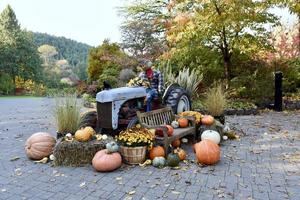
106,142,119,153
152,157,166,168
167,153,180,167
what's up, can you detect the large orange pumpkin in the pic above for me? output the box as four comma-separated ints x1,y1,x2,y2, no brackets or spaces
201,115,214,126
178,118,189,128
25,132,56,160
165,125,174,136
92,149,122,172
194,140,220,165
171,139,181,148
149,146,165,160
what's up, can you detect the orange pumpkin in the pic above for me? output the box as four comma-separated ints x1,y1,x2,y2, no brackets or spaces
75,129,91,142
165,125,174,136
25,132,56,160
174,148,186,161
194,140,220,165
92,149,122,172
149,146,165,160
171,139,181,148
178,118,189,128
201,115,214,126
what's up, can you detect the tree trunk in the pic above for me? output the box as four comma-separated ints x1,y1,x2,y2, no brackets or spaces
223,58,231,89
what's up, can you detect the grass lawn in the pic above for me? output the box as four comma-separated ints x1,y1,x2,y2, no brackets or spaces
0,95,42,99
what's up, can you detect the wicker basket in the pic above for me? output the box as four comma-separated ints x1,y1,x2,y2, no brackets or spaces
120,146,147,164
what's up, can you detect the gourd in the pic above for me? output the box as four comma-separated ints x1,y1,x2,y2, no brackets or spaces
166,153,180,167
152,157,166,168
178,118,189,128
165,125,174,136
75,129,91,142
25,132,56,160
201,130,221,144
149,146,165,160
171,139,181,148
106,141,119,153
92,149,122,172
83,126,95,136
174,148,186,161
194,140,220,165
201,115,214,126
171,121,179,129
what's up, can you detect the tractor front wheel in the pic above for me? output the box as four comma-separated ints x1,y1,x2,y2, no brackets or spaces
79,110,98,129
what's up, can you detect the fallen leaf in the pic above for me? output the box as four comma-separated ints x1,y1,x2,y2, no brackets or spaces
15,168,22,176
234,173,240,177
171,191,180,195
116,177,122,181
1,189,6,192
10,156,20,161
79,182,86,188
128,190,136,195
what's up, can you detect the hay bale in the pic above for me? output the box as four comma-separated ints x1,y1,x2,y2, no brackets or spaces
53,137,113,166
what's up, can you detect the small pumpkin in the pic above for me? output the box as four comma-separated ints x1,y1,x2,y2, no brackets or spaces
165,125,174,136
171,139,181,148
106,141,119,153
201,130,221,144
201,115,214,126
149,146,165,160
167,153,180,167
178,118,189,128
174,148,186,161
83,126,95,136
171,121,179,129
152,156,166,168
25,132,56,160
194,139,220,165
155,128,164,137
92,149,122,172
75,129,91,142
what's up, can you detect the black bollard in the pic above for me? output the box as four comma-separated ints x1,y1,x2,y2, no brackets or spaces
274,71,283,111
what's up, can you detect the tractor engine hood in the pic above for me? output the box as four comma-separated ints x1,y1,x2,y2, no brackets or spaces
96,87,147,103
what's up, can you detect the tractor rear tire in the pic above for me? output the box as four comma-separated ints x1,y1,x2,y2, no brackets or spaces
164,86,191,114
79,110,97,129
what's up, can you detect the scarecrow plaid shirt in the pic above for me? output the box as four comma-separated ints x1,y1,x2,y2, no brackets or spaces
139,69,164,94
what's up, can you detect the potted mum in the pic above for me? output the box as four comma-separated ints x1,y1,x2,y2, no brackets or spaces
115,127,155,164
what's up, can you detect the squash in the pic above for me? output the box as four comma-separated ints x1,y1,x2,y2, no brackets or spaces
106,141,119,153
174,148,186,161
178,118,189,128
167,153,180,167
171,121,179,129
75,129,91,142
165,125,174,136
83,126,95,136
152,157,166,168
171,139,181,148
92,149,122,172
201,130,221,144
194,140,220,165
201,115,214,126
149,146,165,160
25,132,56,160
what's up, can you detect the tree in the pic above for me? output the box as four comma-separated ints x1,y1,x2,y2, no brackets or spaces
0,5,42,87
162,0,279,87
38,44,58,66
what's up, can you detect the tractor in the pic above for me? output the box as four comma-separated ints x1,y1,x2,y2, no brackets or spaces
80,83,191,135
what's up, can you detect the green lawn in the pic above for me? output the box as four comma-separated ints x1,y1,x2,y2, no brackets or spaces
0,95,42,99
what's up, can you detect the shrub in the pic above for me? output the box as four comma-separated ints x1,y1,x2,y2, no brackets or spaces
0,73,14,95
98,65,120,89
204,83,227,116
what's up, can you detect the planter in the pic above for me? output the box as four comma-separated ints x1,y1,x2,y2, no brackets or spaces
120,146,147,164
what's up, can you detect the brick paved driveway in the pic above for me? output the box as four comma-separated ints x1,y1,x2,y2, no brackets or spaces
0,98,300,200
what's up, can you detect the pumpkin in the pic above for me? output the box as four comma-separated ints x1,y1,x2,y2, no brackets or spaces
106,141,119,153
92,149,122,172
201,130,221,144
155,128,164,137
149,146,165,160
171,121,179,129
174,148,186,161
152,157,166,168
75,129,91,142
165,125,174,136
166,153,180,167
83,126,95,136
25,132,56,160
201,115,214,126
178,118,189,128
194,140,220,165
171,139,181,148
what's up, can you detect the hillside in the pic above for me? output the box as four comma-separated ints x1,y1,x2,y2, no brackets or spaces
32,32,91,68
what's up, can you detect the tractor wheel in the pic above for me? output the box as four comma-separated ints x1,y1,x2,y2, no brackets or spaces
164,85,191,114
79,110,97,129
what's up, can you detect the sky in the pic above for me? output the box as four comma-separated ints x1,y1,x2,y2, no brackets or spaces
0,0,298,47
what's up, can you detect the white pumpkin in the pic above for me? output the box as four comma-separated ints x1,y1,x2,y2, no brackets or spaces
171,121,179,129
201,130,221,144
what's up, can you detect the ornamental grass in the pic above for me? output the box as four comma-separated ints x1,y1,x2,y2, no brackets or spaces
204,83,227,116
